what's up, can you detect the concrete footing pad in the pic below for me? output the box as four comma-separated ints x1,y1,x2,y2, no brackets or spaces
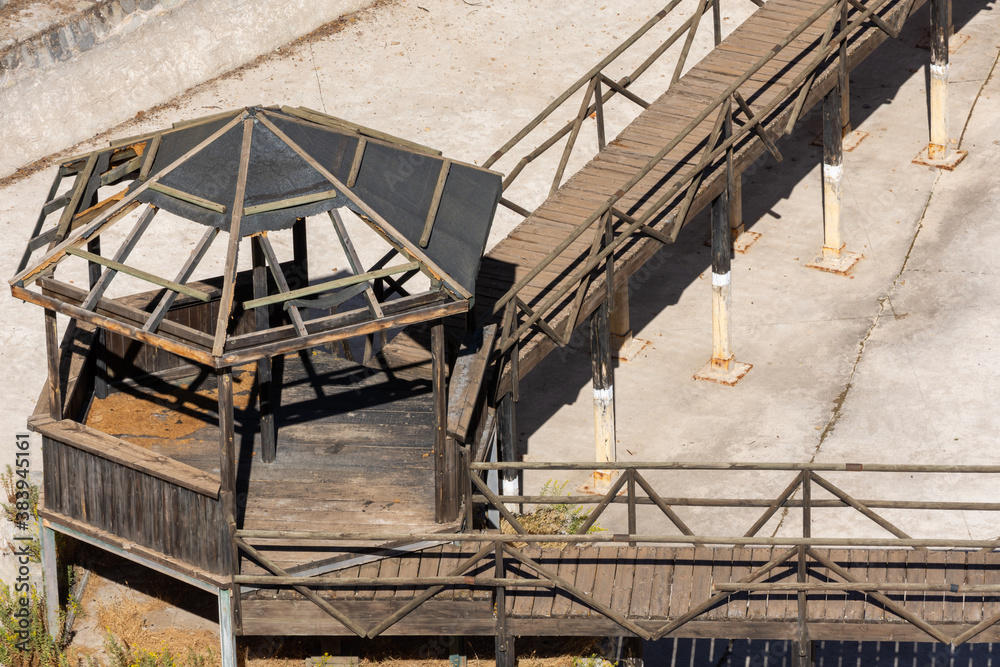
693,360,752,386
806,250,862,275
912,146,969,170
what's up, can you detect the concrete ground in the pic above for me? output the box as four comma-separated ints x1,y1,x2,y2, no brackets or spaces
0,0,998,661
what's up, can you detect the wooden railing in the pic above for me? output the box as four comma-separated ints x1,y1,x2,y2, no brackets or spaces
233,458,1000,651
480,0,913,387
33,417,228,578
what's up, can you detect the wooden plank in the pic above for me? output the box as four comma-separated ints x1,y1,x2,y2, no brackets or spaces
569,546,599,617
33,419,220,497
375,554,401,600
446,325,498,442
549,546,580,617
590,546,619,610
978,550,1000,623
609,546,638,617
884,548,909,621
924,550,949,623
863,547,887,622
668,547,694,619
628,546,656,619
904,548,929,620
942,549,967,624
746,548,771,621
841,549,867,621
726,547,752,620
688,547,716,620
510,546,540,617
647,546,674,619
705,547,733,621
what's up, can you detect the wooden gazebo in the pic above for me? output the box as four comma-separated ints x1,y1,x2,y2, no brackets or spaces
11,105,501,662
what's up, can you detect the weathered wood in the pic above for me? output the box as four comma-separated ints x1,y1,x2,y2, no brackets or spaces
251,241,276,463
31,418,220,497
148,182,227,214
433,321,460,523
243,262,421,310
446,325,497,442
420,160,451,248
243,189,338,216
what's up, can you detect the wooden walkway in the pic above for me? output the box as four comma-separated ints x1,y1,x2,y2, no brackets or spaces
239,545,1000,642
82,347,458,574
380,0,919,387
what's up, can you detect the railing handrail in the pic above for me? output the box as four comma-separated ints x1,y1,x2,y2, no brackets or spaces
487,0,900,360
470,460,1000,473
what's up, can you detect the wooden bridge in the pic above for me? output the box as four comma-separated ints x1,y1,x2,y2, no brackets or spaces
10,0,983,663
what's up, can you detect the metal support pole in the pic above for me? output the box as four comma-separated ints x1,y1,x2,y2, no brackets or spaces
251,240,276,463
807,85,860,274
591,297,617,471
497,391,520,510
696,99,750,385
40,524,60,637
218,587,238,667
710,100,734,375
928,0,951,160
822,87,844,262
729,171,744,240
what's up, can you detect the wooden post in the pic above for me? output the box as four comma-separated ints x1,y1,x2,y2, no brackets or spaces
218,587,237,667
292,217,308,289
494,544,515,667
433,320,460,522
796,471,813,667
496,391,519,509
44,309,62,420
729,171,744,241
251,241,276,463
839,0,851,136
217,368,241,635
449,636,467,667
40,524,60,638
620,636,644,667
928,0,950,160
807,86,861,275
87,237,108,401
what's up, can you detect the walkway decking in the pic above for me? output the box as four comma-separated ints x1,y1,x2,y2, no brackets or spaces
380,0,919,388
240,545,1000,642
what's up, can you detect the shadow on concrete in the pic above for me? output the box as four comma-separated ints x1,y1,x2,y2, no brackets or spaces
514,0,990,456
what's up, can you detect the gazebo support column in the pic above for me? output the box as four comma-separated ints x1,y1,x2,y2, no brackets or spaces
433,320,460,522
589,296,617,490
217,587,237,667
807,85,861,275
217,367,241,652
251,240,277,463
292,217,308,289
42,307,62,633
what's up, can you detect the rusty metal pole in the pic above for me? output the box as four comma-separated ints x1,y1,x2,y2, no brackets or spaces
822,86,844,262
591,295,617,486
711,101,735,373
807,84,860,275
696,99,750,385
928,0,951,160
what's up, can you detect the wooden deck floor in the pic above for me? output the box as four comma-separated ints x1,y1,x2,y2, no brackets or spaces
380,0,919,386
84,349,459,572
240,545,1000,642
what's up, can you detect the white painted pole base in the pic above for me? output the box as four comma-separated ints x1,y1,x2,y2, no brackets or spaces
694,272,751,386
929,62,950,160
